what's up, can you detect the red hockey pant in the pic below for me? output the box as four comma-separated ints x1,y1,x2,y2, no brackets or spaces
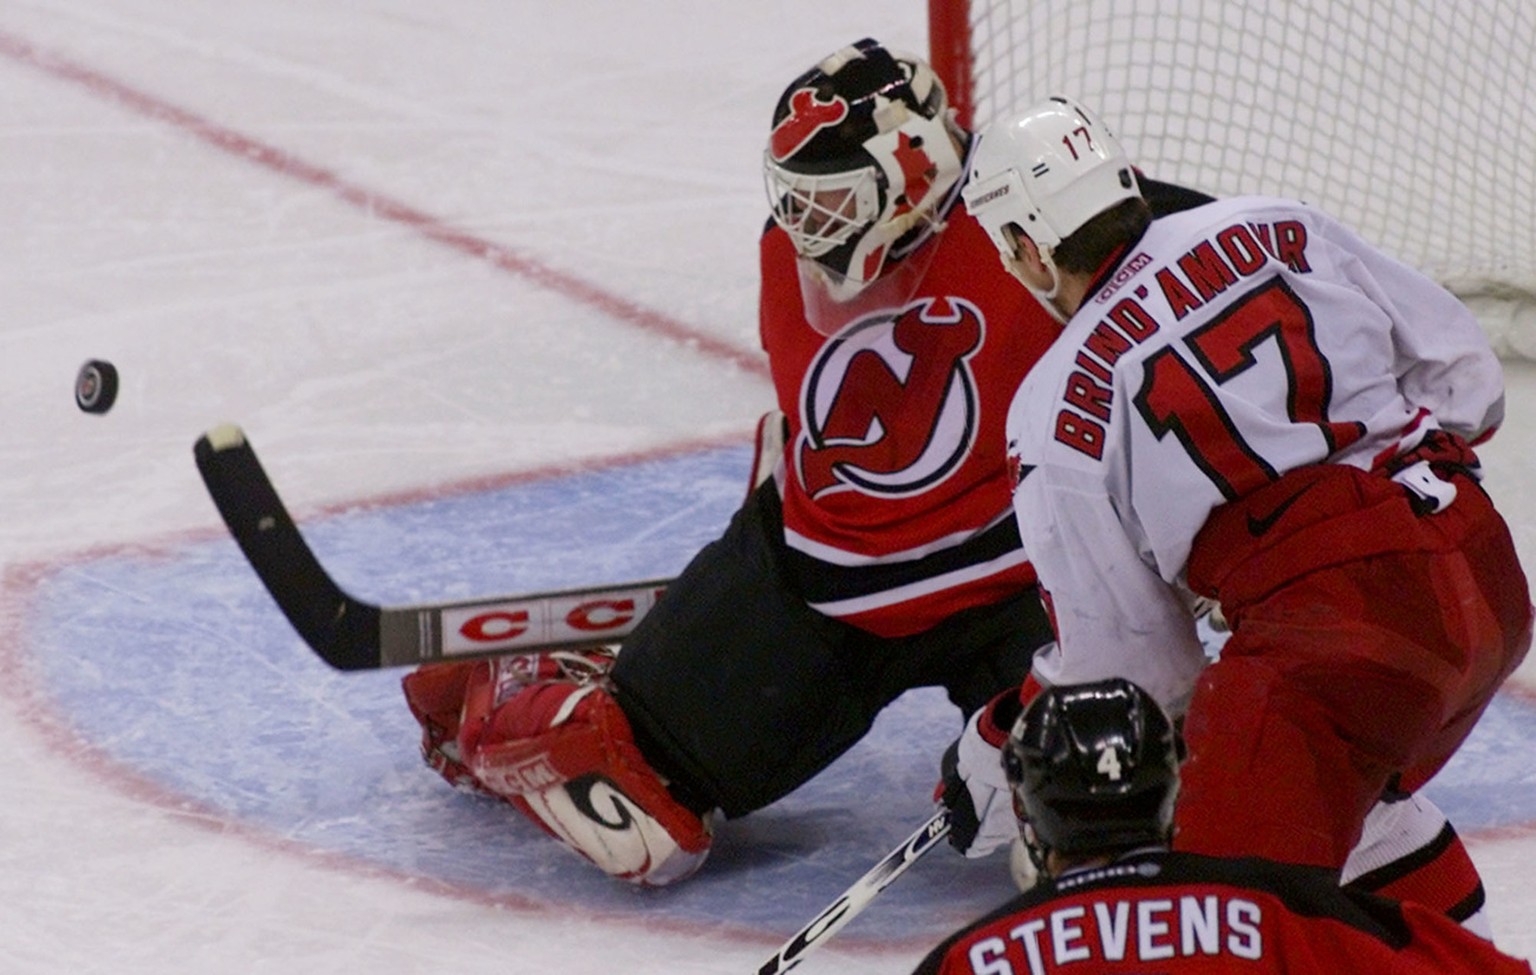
1178,465,1531,869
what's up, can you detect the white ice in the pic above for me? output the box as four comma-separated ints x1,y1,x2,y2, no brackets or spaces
0,2,1532,972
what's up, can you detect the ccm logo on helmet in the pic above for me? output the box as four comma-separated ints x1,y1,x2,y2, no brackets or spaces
441,588,667,655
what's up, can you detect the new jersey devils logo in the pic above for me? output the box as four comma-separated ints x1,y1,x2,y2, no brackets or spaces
770,88,850,161
798,297,984,498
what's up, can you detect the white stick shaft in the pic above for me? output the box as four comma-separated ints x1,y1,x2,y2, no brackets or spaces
756,809,952,975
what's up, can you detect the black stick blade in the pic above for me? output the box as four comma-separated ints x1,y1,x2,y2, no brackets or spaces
194,424,382,670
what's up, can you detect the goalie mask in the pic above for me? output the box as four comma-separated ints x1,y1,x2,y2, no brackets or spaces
764,38,964,330
1003,678,1180,870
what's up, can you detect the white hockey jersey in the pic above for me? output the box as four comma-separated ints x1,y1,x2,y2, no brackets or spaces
1006,195,1505,711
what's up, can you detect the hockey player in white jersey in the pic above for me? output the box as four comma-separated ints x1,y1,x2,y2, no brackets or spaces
954,96,1531,935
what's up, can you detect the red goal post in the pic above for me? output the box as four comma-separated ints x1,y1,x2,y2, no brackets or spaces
928,0,1536,357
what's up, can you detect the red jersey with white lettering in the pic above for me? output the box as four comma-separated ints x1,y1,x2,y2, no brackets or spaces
760,188,1059,637
1005,196,1505,706
911,850,1534,975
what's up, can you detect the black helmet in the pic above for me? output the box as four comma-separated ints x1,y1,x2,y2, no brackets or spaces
763,38,962,302
1003,678,1180,867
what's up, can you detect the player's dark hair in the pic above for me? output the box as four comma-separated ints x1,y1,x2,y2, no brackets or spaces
1052,197,1152,275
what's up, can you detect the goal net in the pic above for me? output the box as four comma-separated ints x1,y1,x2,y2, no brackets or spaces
929,0,1536,357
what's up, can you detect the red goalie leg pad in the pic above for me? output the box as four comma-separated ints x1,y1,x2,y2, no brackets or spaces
401,661,492,795
458,676,712,886
404,649,618,796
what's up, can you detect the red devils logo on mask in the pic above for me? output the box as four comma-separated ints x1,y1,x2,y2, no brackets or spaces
890,131,936,217
771,88,851,161
797,297,984,498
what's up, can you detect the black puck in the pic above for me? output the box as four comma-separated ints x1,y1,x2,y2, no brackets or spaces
76,359,119,414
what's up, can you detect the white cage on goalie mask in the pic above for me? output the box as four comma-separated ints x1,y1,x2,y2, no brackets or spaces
764,39,964,302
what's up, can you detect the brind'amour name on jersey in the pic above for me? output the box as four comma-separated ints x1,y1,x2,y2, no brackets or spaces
1054,219,1315,461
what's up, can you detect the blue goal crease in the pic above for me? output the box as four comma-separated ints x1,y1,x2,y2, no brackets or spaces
20,444,1536,938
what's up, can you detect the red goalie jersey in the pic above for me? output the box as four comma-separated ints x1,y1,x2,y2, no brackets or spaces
758,187,1058,638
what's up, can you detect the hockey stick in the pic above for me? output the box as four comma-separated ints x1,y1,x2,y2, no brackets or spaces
193,423,671,671
756,808,952,975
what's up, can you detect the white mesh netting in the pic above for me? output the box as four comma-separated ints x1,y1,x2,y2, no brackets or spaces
954,0,1536,355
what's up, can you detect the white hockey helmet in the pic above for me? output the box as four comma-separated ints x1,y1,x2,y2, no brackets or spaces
962,97,1139,298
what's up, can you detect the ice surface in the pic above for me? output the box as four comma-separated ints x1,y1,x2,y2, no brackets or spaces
0,3,1532,973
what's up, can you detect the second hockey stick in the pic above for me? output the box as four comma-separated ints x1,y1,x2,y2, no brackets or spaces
193,423,672,671
755,808,952,974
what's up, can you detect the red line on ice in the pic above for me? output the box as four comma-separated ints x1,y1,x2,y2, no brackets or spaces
0,29,769,380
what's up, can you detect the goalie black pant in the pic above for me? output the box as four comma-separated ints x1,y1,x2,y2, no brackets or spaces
610,482,1053,819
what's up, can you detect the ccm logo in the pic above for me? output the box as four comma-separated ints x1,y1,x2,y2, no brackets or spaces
483,754,564,794
441,588,665,655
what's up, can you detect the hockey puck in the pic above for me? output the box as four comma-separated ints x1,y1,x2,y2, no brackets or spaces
75,359,119,414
